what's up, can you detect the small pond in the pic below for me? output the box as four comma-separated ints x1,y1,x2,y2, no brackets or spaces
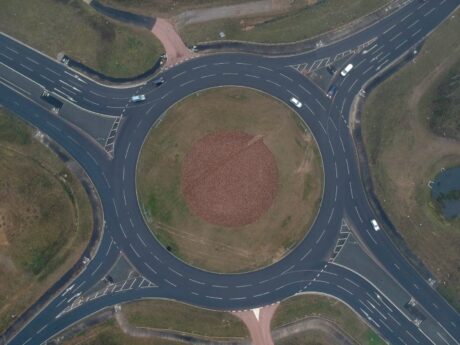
431,166,460,219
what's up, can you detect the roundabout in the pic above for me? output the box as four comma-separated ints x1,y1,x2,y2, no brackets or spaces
136,87,323,272
2,2,460,343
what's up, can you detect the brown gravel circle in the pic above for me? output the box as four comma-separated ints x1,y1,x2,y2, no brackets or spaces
181,131,278,227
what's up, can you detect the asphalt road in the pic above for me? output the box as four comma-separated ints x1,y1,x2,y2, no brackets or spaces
1,1,460,344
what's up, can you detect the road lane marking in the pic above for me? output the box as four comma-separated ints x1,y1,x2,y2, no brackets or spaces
424,7,436,17
280,73,293,81
355,206,363,223
189,278,205,285
164,279,177,287
0,52,13,60
123,190,127,206
91,262,103,276
301,248,312,261
89,90,105,97
406,331,420,343
44,67,60,76
25,56,39,65
130,244,140,258
349,181,354,199
334,185,338,202
137,233,147,247
180,80,194,87
19,63,33,72
171,71,186,79
305,103,314,115
299,84,311,95
389,32,403,42
345,277,360,287
145,262,157,274
236,284,252,288
388,313,401,326
316,229,326,244
408,19,419,29
366,229,378,244
328,208,335,224
315,98,326,111
192,64,207,69
112,199,119,217
5,46,18,54
329,139,335,156
120,224,127,238
39,73,54,83
411,28,422,37
337,284,353,295
168,267,183,277
106,239,113,256
205,295,223,300
395,39,408,50
363,65,373,75
266,79,280,87
383,24,396,35
401,12,413,22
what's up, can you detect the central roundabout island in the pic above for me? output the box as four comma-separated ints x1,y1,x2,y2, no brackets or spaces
137,87,323,273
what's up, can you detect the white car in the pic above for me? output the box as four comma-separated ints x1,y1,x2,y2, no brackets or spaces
340,63,354,77
290,97,302,108
131,94,146,102
371,219,380,231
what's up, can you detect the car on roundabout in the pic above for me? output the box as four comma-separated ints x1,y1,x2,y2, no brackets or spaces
290,97,302,108
131,94,146,102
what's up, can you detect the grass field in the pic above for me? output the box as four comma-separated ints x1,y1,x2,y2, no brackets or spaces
179,0,390,45
123,300,248,338
63,319,184,345
62,300,247,345
101,0,249,16
425,60,460,140
0,109,92,332
272,295,385,345
137,87,323,272
0,0,163,78
361,9,460,309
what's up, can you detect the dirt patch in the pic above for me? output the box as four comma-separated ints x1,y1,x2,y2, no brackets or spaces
233,305,278,345
152,17,195,68
137,87,323,272
182,131,278,227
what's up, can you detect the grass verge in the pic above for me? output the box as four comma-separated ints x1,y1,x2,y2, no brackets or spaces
0,108,92,332
361,9,460,309
100,0,249,17
123,300,248,338
137,87,323,273
62,319,184,345
272,295,385,345
0,0,163,78
179,0,390,44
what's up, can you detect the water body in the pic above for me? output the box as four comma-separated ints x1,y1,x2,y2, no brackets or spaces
431,166,460,219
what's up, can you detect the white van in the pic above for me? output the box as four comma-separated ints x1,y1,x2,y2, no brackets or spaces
341,63,354,77
371,219,380,231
